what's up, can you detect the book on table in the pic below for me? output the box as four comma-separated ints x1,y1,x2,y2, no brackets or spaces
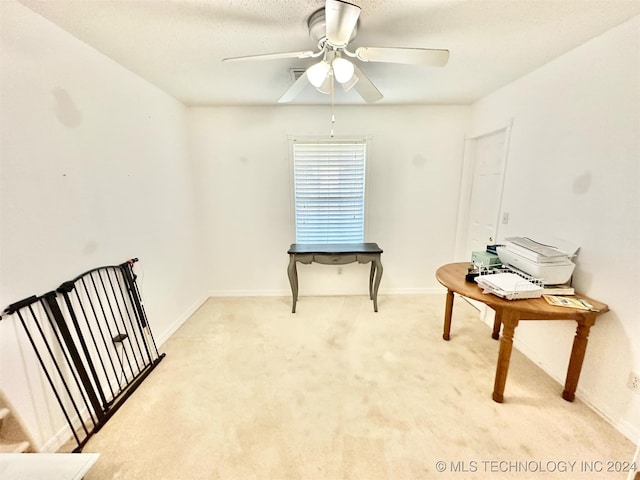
541,284,575,295
542,295,599,311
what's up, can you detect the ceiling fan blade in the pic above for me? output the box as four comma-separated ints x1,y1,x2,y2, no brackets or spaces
341,74,359,93
325,0,361,48
223,50,316,63
278,71,310,103
355,47,450,67
352,65,383,103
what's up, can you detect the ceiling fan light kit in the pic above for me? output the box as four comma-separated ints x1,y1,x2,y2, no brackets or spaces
307,60,331,87
307,51,355,91
317,73,334,95
222,0,449,105
332,56,355,83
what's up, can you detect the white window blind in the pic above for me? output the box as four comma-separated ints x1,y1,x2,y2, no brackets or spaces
293,140,367,244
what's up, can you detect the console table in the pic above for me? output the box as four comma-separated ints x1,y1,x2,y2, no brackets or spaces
435,262,608,403
287,243,383,313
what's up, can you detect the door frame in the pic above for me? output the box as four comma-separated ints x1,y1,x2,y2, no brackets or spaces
454,119,513,261
453,120,513,322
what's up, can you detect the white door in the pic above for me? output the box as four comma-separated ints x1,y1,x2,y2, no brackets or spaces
464,127,510,259
457,125,511,321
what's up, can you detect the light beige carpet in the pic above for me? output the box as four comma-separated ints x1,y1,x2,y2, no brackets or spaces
82,295,634,479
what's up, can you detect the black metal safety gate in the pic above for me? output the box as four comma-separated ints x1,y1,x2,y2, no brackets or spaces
3,258,165,452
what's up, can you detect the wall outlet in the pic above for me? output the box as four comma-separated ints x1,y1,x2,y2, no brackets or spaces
502,212,510,224
627,371,640,393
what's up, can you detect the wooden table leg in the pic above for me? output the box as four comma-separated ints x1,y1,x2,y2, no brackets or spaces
492,311,519,403
371,256,383,312
287,255,298,313
442,290,454,341
492,310,502,340
562,316,596,402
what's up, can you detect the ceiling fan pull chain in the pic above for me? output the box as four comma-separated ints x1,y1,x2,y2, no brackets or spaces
330,72,336,138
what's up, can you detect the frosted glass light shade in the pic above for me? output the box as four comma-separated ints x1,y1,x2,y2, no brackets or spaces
332,57,355,84
316,74,333,94
307,61,331,87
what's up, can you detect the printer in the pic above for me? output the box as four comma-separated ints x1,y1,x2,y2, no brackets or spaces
496,237,577,285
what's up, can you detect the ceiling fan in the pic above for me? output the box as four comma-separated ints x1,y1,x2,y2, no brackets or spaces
222,0,449,104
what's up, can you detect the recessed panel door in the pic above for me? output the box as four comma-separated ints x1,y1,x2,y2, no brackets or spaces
464,128,509,259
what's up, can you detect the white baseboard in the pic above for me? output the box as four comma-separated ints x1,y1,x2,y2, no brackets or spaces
41,425,71,453
155,295,209,347
35,294,208,453
383,287,444,295
512,329,639,445
38,290,638,453
459,304,638,445
207,287,446,297
579,398,639,445
40,406,91,453
208,289,290,297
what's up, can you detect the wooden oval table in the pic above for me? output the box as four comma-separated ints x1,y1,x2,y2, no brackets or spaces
436,262,608,403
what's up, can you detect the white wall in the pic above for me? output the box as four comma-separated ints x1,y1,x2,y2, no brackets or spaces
0,1,207,450
188,105,470,297
4,0,637,452
468,16,640,441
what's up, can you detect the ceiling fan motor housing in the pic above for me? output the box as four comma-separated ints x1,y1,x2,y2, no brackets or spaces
308,8,358,50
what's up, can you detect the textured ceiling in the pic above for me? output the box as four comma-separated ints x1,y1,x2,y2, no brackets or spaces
17,0,640,106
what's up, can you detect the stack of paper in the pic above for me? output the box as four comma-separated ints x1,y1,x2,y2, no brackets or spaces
475,272,543,300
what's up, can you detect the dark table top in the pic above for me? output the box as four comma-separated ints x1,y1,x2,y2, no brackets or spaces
288,243,383,255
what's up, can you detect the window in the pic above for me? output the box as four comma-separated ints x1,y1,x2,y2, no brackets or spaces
292,139,367,244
